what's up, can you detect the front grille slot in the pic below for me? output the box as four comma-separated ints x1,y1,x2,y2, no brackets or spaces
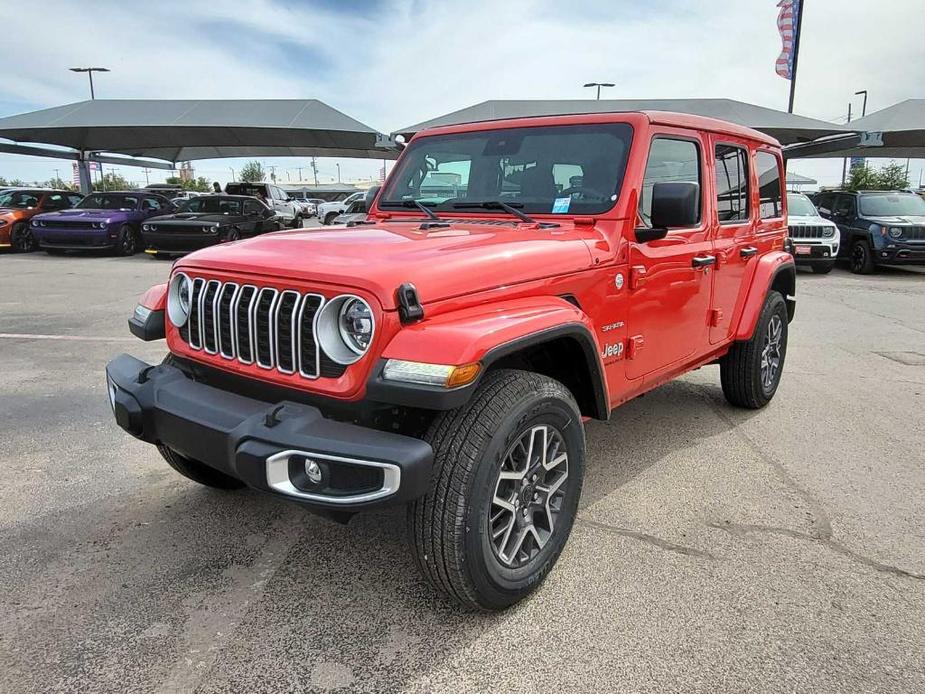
217,283,239,359
201,280,220,354
254,288,279,369
187,278,205,349
788,225,828,240
179,278,331,380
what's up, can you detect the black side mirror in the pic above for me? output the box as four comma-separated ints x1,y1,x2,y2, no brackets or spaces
636,182,699,243
365,185,381,208
262,208,275,219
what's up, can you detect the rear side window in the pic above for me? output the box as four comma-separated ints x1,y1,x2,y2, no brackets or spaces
756,151,783,219
639,137,701,227
715,144,749,223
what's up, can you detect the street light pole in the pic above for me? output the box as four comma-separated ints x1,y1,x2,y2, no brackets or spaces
583,82,615,100
69,67,110,99
229,167,236,182
854,89,868,117
336,163,341,183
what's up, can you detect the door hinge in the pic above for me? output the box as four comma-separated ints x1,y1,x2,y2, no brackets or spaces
626,335,645,359
709,308,724,327
629,265,647,290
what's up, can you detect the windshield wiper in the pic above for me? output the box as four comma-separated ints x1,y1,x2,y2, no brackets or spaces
452,200,545,226
379,199,442,221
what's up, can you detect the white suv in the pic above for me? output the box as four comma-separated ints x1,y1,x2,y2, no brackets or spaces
787,192,840,274
317,192,365,225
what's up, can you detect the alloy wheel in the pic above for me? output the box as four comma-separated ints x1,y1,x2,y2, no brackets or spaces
489,424,569,568
122,229,136,255
851,243,867,273
12,224,36,252
760,314,783,391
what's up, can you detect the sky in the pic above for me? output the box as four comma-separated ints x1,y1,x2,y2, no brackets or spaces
1,0,923,189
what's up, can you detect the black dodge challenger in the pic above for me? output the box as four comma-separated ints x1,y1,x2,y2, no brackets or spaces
141,195,282,257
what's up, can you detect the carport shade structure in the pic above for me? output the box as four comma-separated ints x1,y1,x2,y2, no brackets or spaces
784,99,925,160
0,99,398,162
394,98,847,145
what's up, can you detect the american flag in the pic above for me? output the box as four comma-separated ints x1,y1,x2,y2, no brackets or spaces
775,0,801,80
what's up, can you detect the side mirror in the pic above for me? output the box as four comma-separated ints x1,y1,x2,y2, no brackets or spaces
365,185,381,208
636,182,699,243
263,208,275,219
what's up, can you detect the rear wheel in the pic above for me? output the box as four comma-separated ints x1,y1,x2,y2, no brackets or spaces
408,369,585,611
157,445,245,490
11,222,37,252
720,291,788,409
849,239,875,274
812,261,834,274
114,224,138,256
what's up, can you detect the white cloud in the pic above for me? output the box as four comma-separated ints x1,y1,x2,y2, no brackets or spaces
1,0,923,186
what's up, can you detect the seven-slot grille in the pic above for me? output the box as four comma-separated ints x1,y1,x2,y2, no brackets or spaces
178,277,339,379
788,225,831,240
898,226,925,241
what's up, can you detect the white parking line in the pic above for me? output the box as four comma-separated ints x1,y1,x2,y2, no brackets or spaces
0,333,137,343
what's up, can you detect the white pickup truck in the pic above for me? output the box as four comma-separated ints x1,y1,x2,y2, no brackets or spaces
317,192,365,225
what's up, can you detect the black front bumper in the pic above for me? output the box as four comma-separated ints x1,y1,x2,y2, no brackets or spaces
142,232,219,254
105,354,433,510
874,245,925,265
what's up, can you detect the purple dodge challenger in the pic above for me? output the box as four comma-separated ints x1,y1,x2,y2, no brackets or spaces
31,191,174,256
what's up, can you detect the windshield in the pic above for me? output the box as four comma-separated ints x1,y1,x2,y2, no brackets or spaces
178,196,243,215
787,193,818,216
859,193,925,217
77,194,139,210
0,191,42,208
380,123,633,215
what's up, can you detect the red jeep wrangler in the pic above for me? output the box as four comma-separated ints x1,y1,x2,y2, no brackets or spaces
107,112,795,610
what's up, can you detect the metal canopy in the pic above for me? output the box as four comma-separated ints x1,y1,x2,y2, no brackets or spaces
785,99,925,159
395,99,847,145
0,99,398,163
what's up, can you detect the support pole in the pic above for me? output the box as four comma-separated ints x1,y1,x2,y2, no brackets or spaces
77,154,93,195
787,0,805,113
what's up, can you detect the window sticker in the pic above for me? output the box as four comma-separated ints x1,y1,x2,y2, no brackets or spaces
552,196,571,213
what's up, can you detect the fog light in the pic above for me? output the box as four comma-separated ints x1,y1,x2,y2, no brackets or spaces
305,459,323,484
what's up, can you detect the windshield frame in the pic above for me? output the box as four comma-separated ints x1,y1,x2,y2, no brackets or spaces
786,193,818,217
859,193,925,217
379,121,635,218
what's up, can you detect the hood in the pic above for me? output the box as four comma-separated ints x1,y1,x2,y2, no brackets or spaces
148,212,239,224
865,215,925,225
789,214,835,226
38,208,132,222
178,221,595,309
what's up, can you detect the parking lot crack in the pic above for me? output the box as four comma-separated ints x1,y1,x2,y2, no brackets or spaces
576,517,717,559
708,520,925,582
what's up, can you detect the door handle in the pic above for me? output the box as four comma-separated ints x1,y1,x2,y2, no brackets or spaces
691,255,717,268
740,246,758,258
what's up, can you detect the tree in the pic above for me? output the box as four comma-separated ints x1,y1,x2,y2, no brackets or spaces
239,161,265,183
92,172,134,191
165,175,211,192
0,176,7,186
877,162,910,191
846,161,911,192
43,177,75,191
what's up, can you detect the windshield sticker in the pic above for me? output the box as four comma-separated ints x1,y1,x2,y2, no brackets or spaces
552,197,571,214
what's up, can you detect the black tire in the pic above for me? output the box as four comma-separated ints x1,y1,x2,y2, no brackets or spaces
114,224,139,256
157,444,246,490
408,369,585,611
324,212,338,225
225,227,241,242
11,222,38,252
720,291,788,409
811,261,834,274
849,239,875,274
291,214,303,229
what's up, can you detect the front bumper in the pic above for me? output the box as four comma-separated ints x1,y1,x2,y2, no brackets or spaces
142,232,219,254
105,354,433,510
791,241,836,264
35,228,115,249
874,244,925,265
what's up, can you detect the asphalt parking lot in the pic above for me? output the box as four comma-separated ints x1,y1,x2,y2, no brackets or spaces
1,252,923,693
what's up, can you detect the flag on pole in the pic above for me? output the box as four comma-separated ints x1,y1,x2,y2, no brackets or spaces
775,0,801,80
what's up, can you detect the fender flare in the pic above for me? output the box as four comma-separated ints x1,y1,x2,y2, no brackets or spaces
366,297,609,418
734,252,796,341
128,283,168,341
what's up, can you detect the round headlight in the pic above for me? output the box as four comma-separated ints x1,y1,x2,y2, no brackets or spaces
316,295,375,365
823,226,836,238
889,227,903,239
202,225,213,233
167,272,192,327
142,224,150,232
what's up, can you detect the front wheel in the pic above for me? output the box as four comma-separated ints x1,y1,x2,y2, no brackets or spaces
324,212,338,225
408,369,585,611
849,239,875,274
720,290,788,409
291,214,303,229
11,222,38,252
114,224,139,256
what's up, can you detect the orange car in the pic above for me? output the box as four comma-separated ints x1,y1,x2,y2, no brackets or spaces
0,189,83,252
